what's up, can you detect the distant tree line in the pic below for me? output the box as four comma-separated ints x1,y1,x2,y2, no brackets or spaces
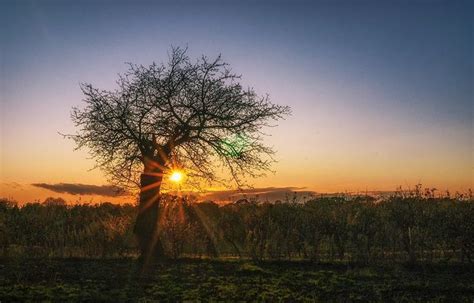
1,192,472,264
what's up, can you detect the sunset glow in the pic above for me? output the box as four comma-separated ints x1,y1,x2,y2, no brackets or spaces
0,1,472,204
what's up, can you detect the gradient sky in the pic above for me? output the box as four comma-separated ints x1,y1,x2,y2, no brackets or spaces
1,0,472,203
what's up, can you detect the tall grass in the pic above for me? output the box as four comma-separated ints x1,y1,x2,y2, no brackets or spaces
1,191,472,264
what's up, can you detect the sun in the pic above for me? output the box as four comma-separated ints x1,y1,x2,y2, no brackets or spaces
169,170,184,183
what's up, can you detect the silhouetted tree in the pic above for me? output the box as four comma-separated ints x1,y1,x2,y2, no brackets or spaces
67,47,290,261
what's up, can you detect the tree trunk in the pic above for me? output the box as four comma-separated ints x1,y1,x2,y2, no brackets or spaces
134,171,165,263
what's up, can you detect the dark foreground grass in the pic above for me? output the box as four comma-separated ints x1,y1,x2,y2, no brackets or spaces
0,258,473,302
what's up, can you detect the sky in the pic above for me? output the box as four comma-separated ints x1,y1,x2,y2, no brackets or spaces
0,0,472,204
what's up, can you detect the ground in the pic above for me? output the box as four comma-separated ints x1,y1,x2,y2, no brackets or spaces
1,258,473,302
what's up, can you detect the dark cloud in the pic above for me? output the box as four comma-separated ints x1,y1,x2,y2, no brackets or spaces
32,183,126,197
200,187,318,203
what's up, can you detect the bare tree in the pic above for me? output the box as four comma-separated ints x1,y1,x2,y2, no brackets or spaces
68,47,290,261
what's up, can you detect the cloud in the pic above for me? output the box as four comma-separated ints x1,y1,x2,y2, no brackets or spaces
200,187,318,203
32,183,126,197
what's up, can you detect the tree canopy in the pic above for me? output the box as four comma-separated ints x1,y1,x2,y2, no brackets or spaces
69,47,291,190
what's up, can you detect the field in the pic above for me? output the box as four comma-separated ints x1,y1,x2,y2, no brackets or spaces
1,258,473,302
1,196,473,301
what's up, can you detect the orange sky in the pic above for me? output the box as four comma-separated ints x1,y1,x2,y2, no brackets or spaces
1,122,472,204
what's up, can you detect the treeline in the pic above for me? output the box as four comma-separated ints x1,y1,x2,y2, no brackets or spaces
1,194,473,264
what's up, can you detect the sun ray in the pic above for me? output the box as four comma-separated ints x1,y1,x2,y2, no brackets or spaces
138,187,162,214
141,199,171,272
140,180,163,193
191,204,221,256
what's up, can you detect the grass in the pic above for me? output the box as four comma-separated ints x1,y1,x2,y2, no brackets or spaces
1,258,473,302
